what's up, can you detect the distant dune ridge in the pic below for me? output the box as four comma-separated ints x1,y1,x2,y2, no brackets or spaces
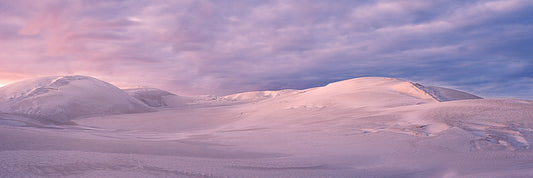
0,75,481,124
217,77,483,110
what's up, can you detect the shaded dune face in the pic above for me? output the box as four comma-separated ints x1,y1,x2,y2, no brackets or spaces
124,88,178,107
410,82,482,102
0,76,154,124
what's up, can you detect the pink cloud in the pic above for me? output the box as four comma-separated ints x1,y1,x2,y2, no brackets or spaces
18,3,67,35
0,0,531,99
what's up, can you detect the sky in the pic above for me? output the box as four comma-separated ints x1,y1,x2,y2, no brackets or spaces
0,0,532,99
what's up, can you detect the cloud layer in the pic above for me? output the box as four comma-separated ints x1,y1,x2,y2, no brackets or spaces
0,0,532,99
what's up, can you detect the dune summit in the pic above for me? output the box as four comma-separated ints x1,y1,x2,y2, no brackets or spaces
1,76,532,177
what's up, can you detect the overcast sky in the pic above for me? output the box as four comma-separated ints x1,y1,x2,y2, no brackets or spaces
0,0,532,99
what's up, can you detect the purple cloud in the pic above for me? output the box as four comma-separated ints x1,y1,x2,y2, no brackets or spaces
0,0,532,99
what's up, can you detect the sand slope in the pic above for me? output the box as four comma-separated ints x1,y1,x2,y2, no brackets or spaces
2,76,532,177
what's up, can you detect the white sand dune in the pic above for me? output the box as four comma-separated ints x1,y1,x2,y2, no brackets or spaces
0,76,153,124
1,76,532,177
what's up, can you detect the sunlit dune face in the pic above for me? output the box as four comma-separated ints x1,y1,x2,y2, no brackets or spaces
0,80,13,87
0,76,24,88
0,74,26,88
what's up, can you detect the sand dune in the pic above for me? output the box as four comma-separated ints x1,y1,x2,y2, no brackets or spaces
1,76,532,177
0,76,153,124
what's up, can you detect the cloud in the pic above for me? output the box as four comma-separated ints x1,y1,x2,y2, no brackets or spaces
0,0,532,99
